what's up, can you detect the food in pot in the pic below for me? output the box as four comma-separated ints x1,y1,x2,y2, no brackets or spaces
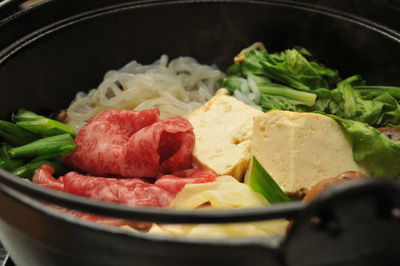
244,110,368,195
149,175,288,238
377,127,400,141
187,89,263,180
64,109,195,178
222,43,400,178
303,170,367,201
66,55,225,132
33,164,216,208
1,43,399,238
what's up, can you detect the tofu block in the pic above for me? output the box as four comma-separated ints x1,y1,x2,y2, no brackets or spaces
188,89,263,180
245,110,368,195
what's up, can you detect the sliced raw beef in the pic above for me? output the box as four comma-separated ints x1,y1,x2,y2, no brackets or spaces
33,164,173,208
125,116,195,177
64,109,195,178
32,164,65,191
155,169,217,194
33,165,216,208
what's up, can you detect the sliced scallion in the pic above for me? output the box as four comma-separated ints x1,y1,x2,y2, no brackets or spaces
249,156,290,203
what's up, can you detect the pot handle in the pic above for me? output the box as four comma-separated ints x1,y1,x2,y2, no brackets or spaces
280,179,400,266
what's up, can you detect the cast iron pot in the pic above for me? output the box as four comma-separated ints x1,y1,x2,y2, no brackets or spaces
0,1,400,265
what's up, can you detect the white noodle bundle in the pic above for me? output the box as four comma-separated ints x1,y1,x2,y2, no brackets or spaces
66,55,225,132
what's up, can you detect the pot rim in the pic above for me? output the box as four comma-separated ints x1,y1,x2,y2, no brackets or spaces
1,180,290,246
0,167,306,223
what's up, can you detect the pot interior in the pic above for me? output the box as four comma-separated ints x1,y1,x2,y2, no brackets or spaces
0,0,399,120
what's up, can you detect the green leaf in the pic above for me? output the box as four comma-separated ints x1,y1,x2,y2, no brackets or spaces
374,93,400,126
249,156,290,203
338,76,384,125
241,49,269,76
226,43,400,128
258,48,338,91
355,85,400,100
318,75,400,127
328,115,400,177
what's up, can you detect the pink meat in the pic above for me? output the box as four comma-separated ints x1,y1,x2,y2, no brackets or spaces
125,116,195,177
63,109,195,178
33,165,173,208
63,172,173,208
32,164,64,191
33,165,216,209
155,169,217,194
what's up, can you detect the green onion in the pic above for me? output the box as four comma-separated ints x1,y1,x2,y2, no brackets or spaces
12,160,67,178
29,145,77,162
14,109,75,137
0,158,25,171
0,120,39,146
249,156,290,203
0,144,25,171
8,134,76,159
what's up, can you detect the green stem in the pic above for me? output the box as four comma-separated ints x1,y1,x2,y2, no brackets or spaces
0,144,25,171
15,109,75,137
8,134,76,158
259,84,317,107
12,160,67,178
249,156,290,203
0,120,39,146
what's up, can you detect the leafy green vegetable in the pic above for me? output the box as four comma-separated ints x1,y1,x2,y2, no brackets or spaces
228,48,338,92
314,76,400,127
221,74,317,112
0,120,39,146
8,134,76,159
328,115,400,177
225,43,400,179
355,85,400,100
249,156,290,203
0,110,76,179
376,93,400,126
14,109,75,137
334,76,384,125
224,43,400,128
12,160,67,178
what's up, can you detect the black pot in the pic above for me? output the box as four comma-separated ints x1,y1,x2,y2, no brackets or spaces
0,1,400,266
